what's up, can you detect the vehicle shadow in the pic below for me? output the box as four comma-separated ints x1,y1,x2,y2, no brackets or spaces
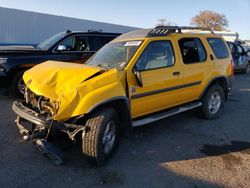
46,106,250,187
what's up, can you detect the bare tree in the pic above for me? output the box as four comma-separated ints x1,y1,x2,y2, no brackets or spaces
156,19,175,26
191,10,229,31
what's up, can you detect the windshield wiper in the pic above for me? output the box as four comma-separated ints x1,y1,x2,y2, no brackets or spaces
96,64,111,69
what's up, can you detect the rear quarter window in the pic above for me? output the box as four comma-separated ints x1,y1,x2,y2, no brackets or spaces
207,38,229,59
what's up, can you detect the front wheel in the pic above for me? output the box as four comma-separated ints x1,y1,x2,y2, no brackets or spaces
8,71,25,98
200,84,225,119
82,107,119,165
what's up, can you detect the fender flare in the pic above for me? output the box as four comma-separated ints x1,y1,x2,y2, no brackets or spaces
199,76,229,99
87,96,133,137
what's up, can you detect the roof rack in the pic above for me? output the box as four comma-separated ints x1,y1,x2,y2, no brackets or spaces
147,26,214,37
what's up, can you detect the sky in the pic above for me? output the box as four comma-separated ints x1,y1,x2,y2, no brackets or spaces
0,0,250,39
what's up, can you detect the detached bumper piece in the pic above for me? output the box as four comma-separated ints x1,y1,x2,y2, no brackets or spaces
12,101,64,165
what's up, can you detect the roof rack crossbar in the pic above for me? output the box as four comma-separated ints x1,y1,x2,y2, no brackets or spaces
147,26,214,37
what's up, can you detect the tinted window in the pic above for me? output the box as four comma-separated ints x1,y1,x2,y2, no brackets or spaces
58,35,88,51
89,36,117,51
37,33,66,50
207,38,229,59
237,44,243,54
227,42,236,56
135,41,175,71
179,38,206,64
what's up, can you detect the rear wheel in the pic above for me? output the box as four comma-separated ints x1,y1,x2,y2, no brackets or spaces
200,84,225,119
82,107,119,165
8,71,25,98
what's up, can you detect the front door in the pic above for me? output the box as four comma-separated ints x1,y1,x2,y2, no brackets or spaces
53,35,92,63
127,40,183,118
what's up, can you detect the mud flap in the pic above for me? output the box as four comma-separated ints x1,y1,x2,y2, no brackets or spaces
35,139,64,165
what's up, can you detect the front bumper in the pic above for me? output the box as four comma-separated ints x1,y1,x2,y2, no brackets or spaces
12,101,85,140
12,101,50,128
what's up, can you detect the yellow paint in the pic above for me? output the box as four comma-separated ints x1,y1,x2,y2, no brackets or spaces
23,32,232,121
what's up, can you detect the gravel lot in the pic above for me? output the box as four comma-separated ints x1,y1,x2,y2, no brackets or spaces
0,73,250,188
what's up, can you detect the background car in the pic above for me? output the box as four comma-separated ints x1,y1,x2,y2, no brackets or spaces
0,30,120,97
227,41,250,74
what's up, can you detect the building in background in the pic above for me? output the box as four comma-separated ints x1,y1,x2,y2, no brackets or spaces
0,7,137,45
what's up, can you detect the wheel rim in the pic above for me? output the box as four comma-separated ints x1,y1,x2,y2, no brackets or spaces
18,78,25,95
208,91,221,114
102,120,116,155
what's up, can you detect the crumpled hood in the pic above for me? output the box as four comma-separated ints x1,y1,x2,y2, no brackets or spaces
23,61,103,100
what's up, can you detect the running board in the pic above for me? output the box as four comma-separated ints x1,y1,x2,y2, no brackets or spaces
132,102,202,127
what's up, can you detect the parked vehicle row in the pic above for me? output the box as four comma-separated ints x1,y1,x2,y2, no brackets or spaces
0,30,120,97
12,26,234,165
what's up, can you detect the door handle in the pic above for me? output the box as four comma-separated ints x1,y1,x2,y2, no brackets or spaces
210,54,214,61
173,72,180,76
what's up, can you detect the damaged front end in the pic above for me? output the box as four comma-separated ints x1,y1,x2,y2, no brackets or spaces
12,88,86,164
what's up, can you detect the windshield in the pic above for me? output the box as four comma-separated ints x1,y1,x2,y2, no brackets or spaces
37,33,66,50
87,40,142,69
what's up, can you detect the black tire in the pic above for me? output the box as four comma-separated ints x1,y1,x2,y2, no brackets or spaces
82,107,119,165
8,71,25,98
200,84,225,119
243,64,249,74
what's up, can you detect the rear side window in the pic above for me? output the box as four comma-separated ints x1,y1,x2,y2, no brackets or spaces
89,36,117,51
207,38,229,59
179,38,207,64
227,42,236,56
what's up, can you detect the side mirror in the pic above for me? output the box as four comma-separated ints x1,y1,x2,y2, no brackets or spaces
134,70,143,87
56,45,67,51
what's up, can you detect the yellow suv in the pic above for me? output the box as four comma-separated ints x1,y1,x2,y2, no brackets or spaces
12,26,233,165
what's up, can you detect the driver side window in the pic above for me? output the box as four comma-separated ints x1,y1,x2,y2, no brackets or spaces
135,41,175,71
57,35,88,52
237,44,243,54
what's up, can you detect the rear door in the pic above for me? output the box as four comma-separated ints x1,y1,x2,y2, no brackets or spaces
177,37,209,102
236,44,249,70
127,39,183,118
227,42,238,66
88,35,118,51
52,34,93,63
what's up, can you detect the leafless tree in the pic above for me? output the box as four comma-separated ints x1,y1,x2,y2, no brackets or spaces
191,10,229,31
156,19,176,26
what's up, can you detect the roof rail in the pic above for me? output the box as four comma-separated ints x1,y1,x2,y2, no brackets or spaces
87,29,103,33
66,29,72,34
147,26,214,37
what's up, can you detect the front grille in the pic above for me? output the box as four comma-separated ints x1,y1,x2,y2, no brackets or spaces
24,88,55,118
